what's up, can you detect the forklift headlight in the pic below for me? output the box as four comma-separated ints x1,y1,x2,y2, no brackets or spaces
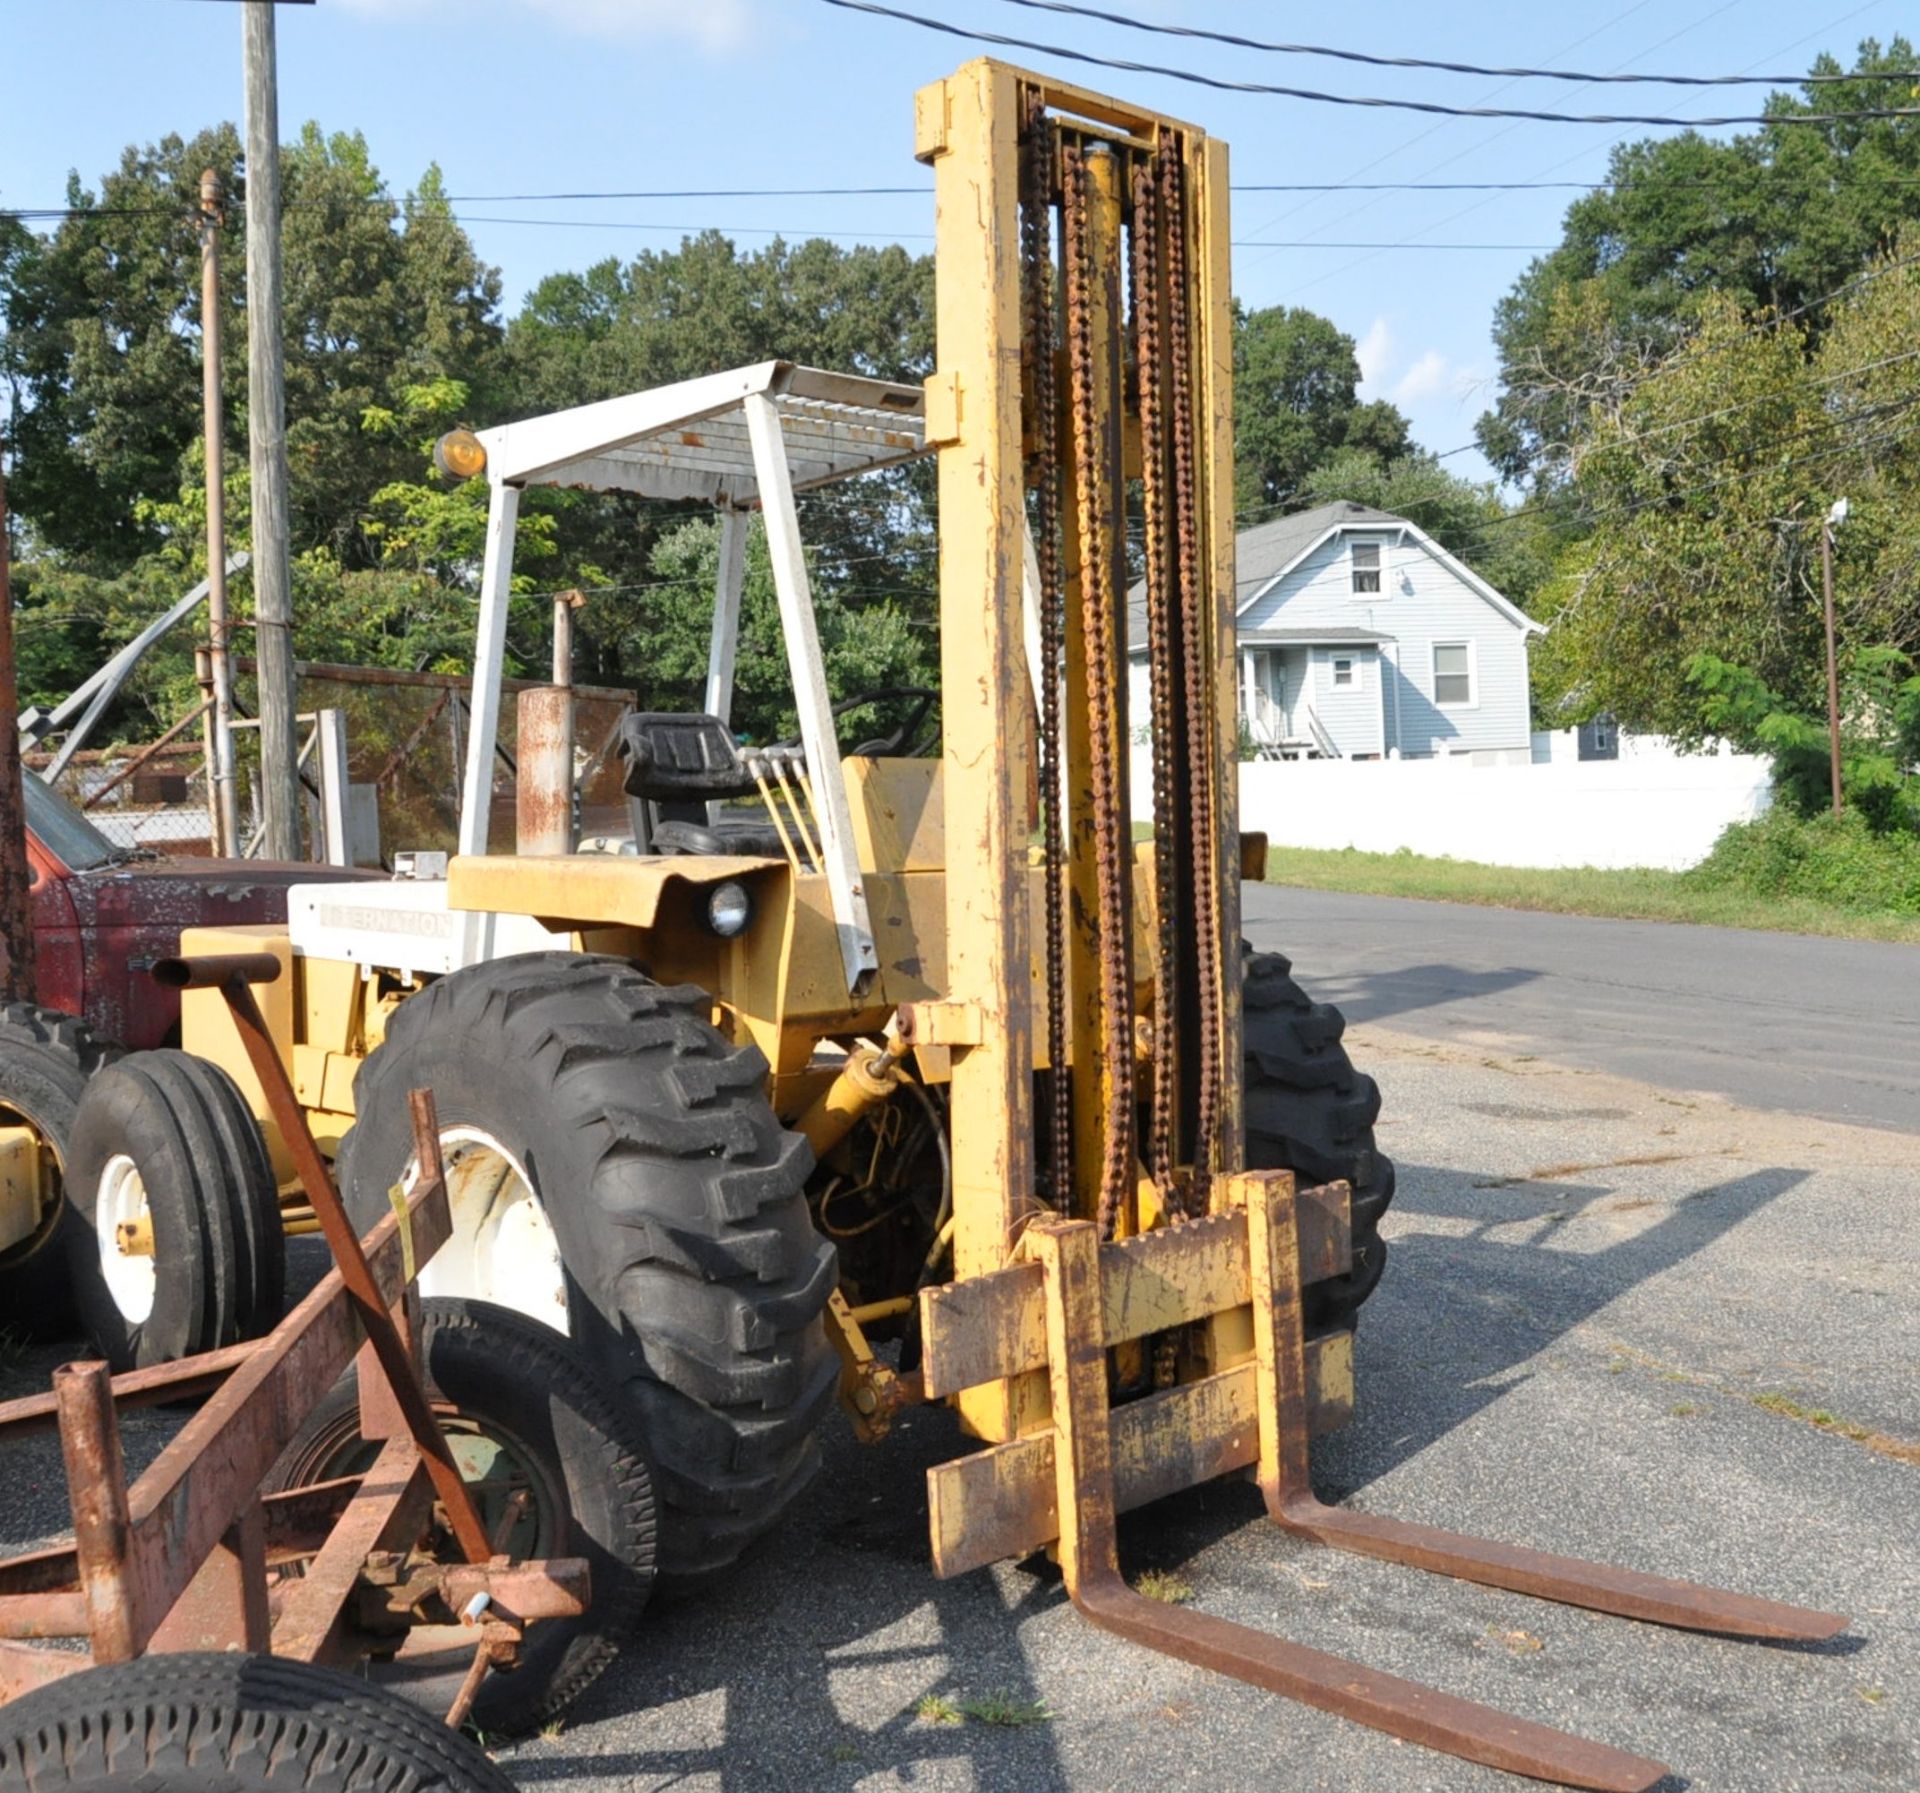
706,881,752,938
433,428,488,481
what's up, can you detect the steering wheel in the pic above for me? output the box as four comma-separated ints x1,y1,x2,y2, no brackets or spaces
771,687,940,759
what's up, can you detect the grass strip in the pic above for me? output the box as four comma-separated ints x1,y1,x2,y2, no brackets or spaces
1261,846,1920,944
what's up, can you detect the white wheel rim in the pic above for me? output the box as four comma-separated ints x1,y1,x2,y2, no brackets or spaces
94,1153,156,1325
409,1128,568,1334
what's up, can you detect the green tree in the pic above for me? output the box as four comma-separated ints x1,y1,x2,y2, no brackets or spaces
1479,37,1920,489
1233,304,1411,511
1529,238,1920,737
0,124,501,572
497,232,939,697
1687,648,1920,831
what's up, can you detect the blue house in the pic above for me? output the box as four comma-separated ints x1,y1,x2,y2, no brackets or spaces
1129,500,1544,762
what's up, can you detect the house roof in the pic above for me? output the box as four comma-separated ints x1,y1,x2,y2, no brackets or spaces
1125,497,1542,651
1239,626,1391,646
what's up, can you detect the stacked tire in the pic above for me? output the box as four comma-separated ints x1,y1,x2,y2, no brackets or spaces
0,1653,516,1792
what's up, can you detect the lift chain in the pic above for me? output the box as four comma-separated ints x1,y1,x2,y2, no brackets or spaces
1158,133,1224,1214
1128,153,1185,1225
1020,92,1070,1213
1060,136,1139,1241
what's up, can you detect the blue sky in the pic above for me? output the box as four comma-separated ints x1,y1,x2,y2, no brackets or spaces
3,0,1910,482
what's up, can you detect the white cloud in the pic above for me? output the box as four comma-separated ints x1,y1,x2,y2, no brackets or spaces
333,0,752,52
1391,349,1452,406
1354,316,1393,395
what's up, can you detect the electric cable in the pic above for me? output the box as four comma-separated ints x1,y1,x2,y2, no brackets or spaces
819,0,1920,127
988,0,1920,88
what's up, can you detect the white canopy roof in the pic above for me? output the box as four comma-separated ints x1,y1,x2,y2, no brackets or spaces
473,361,928,505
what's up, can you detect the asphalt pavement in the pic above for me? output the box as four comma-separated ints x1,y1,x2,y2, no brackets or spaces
1243,882,1920,1134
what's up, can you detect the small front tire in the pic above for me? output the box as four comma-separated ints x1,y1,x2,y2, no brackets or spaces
63,1050,283,1370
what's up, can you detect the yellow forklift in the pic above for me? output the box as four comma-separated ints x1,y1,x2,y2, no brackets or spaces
112,59,1844,1787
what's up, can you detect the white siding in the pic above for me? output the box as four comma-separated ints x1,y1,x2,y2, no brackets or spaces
1307,644,1383,755
1240,529,1534,757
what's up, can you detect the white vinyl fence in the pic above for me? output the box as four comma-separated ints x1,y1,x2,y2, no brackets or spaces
1132,749,1773,872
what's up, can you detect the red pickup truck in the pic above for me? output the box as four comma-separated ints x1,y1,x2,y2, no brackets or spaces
0,774,370,1327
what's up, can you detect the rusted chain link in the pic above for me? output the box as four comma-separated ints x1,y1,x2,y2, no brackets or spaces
1060,137,1139,1240
1129,153,1185,1225
1159,133,1223,1213
1020,92,1070,1213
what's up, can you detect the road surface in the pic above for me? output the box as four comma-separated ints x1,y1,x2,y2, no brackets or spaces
1244,882,1920,1134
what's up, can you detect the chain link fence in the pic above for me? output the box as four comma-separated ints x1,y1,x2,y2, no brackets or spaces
29,665,638,866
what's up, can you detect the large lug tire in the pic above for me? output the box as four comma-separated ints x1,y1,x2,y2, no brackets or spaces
336,952,839,1582
0,1004,118,1336
63,1050,285,1371
1243,948,1396,1336
0,1651,516,1791
267,1296,658,1737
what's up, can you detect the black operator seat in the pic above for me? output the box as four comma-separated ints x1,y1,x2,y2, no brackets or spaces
615,712,789,858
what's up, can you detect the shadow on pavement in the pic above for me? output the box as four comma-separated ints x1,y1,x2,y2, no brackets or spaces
1305,962,1541,1028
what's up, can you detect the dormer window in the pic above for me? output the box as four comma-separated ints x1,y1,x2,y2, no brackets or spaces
1350,540,1382,594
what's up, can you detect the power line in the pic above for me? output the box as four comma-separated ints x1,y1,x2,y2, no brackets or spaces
989,0,1920,87
820,0,1920,127
22,163,1920,226
1,198,1558,253
1270,0,1891,302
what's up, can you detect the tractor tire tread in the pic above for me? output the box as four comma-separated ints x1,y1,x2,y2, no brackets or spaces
340,952,835,1580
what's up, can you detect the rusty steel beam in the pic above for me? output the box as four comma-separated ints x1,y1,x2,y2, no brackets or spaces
0,1338,261,1444
1241,1171,1850,1645
0,1474,359,1607
272,1434,429,1665
146,1502,269,1655
514,685,575,855
152,952,283,990
90,1147,450,1657
0,1638,86,1700
54,1363,138,1665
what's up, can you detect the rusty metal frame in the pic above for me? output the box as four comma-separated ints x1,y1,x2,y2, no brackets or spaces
0,953,588,1712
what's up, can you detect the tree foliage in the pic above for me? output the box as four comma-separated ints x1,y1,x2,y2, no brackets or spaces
2,126,501,572
1479,37,1920,489
1529,239,1920,737
1688,647,1920,831
1232,304,1411,511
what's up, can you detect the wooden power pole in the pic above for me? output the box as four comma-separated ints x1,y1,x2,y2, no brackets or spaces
242,0,302,859
200,169,240,857
0,441,37,1002
1821,500,1846,818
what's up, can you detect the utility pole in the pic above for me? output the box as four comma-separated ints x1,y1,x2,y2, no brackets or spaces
0,440,37,1002
242,0,302,859
1821,498,1847,819
200,169,240,857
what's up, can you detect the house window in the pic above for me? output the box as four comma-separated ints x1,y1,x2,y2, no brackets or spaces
1433,642,1473,707
1350,541,1381,594
1331,656,1354,687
